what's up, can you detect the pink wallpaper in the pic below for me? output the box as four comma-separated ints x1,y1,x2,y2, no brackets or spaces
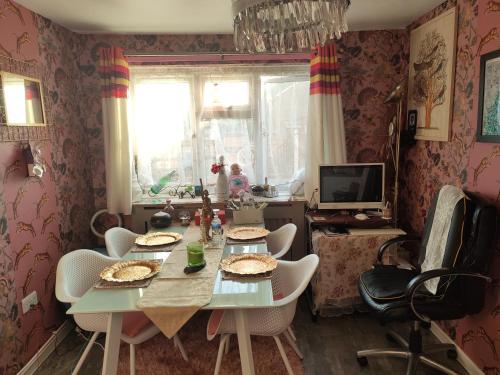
337,30,409,163
0,1,95,372
400,0,500,372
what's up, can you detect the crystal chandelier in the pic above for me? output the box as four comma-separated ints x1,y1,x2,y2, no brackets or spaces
232,0,351,53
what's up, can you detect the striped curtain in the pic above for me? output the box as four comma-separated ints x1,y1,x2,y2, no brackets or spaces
25,81,43,123
99,47,132,215
305,44,347,201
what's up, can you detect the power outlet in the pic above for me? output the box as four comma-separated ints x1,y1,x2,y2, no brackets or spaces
22,291,38,314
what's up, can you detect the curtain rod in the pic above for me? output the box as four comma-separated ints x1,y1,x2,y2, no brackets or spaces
125,52,310,63
125,51,309,57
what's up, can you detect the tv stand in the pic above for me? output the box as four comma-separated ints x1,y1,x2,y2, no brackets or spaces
305,213,407,318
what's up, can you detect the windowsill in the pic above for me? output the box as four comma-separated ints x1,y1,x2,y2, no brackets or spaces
132,193,306,207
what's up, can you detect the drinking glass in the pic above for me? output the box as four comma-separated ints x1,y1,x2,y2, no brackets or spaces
187,242,204,267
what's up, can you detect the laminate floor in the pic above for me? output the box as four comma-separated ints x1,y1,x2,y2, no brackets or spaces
35,299,466,375
293,301,466,375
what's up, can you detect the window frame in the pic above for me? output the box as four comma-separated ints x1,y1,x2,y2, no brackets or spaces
129,64,309,189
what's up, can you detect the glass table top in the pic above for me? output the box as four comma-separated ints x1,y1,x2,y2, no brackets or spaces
67,229,274,315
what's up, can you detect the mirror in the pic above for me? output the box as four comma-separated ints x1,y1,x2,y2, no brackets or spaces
0,71,46,126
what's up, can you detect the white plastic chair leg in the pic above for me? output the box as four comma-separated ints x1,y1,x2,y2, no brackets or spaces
287,326,297,341
215,334,229,375
129,343,136,375
174,334,189,362
72,332,99,375
273,335,294,375
284,330,303,359
225,334,231,354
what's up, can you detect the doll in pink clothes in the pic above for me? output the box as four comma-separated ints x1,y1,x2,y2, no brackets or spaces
229,163,250,198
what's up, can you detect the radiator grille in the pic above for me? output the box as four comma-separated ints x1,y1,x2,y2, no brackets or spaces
264,217,292,232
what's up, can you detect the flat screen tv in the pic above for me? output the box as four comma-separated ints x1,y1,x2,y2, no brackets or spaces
318,163,385,210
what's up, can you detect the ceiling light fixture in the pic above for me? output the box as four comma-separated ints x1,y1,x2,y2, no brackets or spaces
232,0,351,53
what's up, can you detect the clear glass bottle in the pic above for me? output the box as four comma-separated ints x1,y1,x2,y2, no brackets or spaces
211,214,222,245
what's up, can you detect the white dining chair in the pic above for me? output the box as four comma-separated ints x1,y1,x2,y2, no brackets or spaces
55,249,188,375
207,254,319,375
105,227,140,258
266,223,297,259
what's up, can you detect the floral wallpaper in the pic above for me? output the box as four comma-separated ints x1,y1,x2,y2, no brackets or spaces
399,0,500,372
0,1,95,373
338,30,409,164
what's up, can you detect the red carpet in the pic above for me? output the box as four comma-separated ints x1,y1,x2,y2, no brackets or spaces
117,312,304,374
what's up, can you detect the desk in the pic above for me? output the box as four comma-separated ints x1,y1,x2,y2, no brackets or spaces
68,224,273,375
305,215,404,317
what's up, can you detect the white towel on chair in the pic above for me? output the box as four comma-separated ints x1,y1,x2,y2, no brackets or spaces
421,185,467,294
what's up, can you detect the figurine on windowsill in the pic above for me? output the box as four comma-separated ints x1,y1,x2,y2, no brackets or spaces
229,163,250,198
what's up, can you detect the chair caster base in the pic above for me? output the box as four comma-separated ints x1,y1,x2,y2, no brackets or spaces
355,348,460,375
356,356,368,367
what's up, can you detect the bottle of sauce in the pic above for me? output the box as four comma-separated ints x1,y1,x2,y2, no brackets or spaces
263,177,270,192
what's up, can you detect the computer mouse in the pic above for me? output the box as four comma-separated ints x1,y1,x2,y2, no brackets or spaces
354,213,369,221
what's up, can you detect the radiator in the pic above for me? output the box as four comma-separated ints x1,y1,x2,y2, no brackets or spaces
264,217,291,231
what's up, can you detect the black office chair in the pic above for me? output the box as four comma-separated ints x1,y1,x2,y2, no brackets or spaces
356,187,497,375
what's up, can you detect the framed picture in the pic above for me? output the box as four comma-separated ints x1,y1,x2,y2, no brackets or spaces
477,49,500,143
407,7,457,142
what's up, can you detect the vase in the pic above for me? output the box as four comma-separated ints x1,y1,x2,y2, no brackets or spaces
216,166,229,201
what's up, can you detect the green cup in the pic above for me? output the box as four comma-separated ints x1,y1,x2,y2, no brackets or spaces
187,242,204,267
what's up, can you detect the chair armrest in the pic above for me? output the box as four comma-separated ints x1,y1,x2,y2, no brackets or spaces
405,268,491,322
377,235,421,263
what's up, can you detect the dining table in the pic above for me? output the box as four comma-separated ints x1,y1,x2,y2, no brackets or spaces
67,222,274,375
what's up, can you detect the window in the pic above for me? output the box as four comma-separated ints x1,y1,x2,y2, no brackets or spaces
129,64,309,192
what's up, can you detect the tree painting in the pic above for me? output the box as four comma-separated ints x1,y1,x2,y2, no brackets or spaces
412,30,448,129
484,90,500,135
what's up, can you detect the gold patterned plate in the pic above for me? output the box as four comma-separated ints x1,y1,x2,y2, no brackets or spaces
135,232,183,247
226,227,270,241
100,260,162,283
220,254,277,275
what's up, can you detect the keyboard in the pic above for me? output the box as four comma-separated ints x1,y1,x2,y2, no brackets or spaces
347,228,406,236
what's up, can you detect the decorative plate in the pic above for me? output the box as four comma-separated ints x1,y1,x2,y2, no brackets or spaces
100,260,161,283
135,232,183,247
226,227,270,241
220,254,277,275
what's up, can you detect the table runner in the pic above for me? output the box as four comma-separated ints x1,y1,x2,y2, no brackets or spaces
130,243,177,253
158,249,222,279
137,223,225,339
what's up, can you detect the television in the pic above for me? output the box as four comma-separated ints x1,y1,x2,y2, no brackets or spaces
318,163,385,210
